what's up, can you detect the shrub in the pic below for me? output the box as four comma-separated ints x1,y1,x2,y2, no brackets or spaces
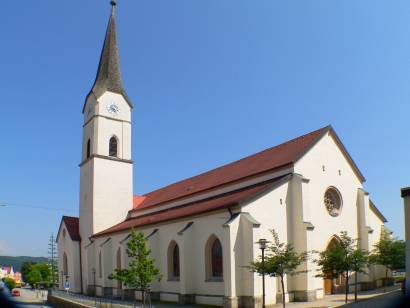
3,278,16,290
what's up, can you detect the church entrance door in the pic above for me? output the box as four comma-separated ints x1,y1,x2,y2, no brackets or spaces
323,236,344,295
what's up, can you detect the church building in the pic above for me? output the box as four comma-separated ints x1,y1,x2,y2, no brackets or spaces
57,2,388,307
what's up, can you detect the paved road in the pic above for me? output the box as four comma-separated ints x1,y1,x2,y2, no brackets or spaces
10,288,50,307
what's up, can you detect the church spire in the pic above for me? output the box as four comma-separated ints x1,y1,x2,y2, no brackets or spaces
85,0,132,111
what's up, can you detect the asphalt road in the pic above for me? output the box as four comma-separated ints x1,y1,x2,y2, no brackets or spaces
6,288,51,307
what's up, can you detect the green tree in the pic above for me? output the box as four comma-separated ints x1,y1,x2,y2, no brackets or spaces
109,229,161,306
249,230,307,308
370,229,405,292
21,261,36,283
25,263,52,288
315,232,369,303
2,278,16,290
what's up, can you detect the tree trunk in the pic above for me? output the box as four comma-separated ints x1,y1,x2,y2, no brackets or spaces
142,289,145,308
281,275,286,308
354,272,358,301
345,272,349,304
384,267,388,293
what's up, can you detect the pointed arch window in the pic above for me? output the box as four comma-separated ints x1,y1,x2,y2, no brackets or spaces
86,139,91,159
116,248,122,289
63,252,68,276
167,241,180,280
205,235,223,280
98,251,102,278
109,136,118,157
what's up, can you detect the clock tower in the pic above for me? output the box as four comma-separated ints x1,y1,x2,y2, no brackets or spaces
79,0,133,266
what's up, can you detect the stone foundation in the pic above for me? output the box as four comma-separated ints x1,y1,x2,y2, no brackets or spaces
290,290,317,302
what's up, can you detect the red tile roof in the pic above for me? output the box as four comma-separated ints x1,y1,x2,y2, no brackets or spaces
61,216,80,241
93,125,366,238
94,179,280,237
132,126,331,212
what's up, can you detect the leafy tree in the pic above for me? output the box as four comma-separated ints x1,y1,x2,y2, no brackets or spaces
249,229,307,308
21,261,36,283
26,268,42,287
315,232,369,303
109,229,161,306
25,263,52,288
2,278,16,290
370,229,405,292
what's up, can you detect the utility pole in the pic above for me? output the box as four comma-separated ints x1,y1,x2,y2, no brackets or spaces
48,234,57,289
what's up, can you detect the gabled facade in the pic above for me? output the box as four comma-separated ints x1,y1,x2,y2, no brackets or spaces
57,2,388,307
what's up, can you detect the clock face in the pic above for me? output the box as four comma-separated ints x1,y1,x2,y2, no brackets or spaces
107,103,120,115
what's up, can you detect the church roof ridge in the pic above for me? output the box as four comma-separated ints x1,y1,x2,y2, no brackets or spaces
83,1,132,112
131,125,342,211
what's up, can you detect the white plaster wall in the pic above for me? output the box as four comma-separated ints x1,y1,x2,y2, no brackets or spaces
242,183,290,305
92,158,133,235
294,132,365,292
56,224,81,293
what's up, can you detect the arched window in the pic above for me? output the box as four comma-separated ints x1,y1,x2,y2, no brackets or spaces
167,241,180,279
205,235,223,280
98,251,102,278
109,136,118,157
211,239,223,277
63,252,68,276
86,139,91,159
116,248,122,289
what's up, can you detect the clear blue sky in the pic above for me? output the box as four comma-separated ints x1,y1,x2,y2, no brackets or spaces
0,0,409,257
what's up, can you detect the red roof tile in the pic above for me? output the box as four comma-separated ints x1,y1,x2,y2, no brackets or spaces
94,180,279,237
62,216,80,241
132,126,331,211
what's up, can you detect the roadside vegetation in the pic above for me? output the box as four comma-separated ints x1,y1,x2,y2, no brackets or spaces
250,229,405,305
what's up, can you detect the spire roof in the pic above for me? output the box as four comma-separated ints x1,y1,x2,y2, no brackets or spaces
84,1,132,112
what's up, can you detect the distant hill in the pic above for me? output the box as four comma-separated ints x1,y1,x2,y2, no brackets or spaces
0,256,48,272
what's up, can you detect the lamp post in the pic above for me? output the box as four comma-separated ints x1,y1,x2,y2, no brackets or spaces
258,239,268,308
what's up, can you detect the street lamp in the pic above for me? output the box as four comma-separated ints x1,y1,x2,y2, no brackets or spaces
257,239,269,308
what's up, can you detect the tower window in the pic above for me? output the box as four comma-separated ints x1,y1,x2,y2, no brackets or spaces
109,136,118,157
86,139,91,159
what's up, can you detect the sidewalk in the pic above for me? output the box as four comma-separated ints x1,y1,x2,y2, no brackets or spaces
271,285,401,308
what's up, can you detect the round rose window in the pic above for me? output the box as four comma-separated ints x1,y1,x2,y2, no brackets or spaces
324,187,343,217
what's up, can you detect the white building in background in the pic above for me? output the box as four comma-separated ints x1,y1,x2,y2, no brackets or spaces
57,2,388,307
401,187,410,294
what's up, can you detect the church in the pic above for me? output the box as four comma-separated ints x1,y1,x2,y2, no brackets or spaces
56,2,388,307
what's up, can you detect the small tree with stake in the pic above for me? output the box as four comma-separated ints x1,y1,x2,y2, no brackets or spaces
315,232,369,303
249,229,307,308
370,229,405,292
109,229,161,307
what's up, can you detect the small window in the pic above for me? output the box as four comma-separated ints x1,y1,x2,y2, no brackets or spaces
63,229,66,238
109,136,118,157
324,187,343,217
86,139,91,159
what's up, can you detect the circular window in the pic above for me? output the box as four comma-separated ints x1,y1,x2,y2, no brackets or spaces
324,187,343,217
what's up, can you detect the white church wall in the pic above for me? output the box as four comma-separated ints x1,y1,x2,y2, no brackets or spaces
243,182,290,305
92,158,133,234
294,132,365,292
95,92,131,123
56,224,81,293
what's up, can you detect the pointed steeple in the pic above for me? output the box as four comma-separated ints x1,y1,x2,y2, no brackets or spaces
84,1,132,111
